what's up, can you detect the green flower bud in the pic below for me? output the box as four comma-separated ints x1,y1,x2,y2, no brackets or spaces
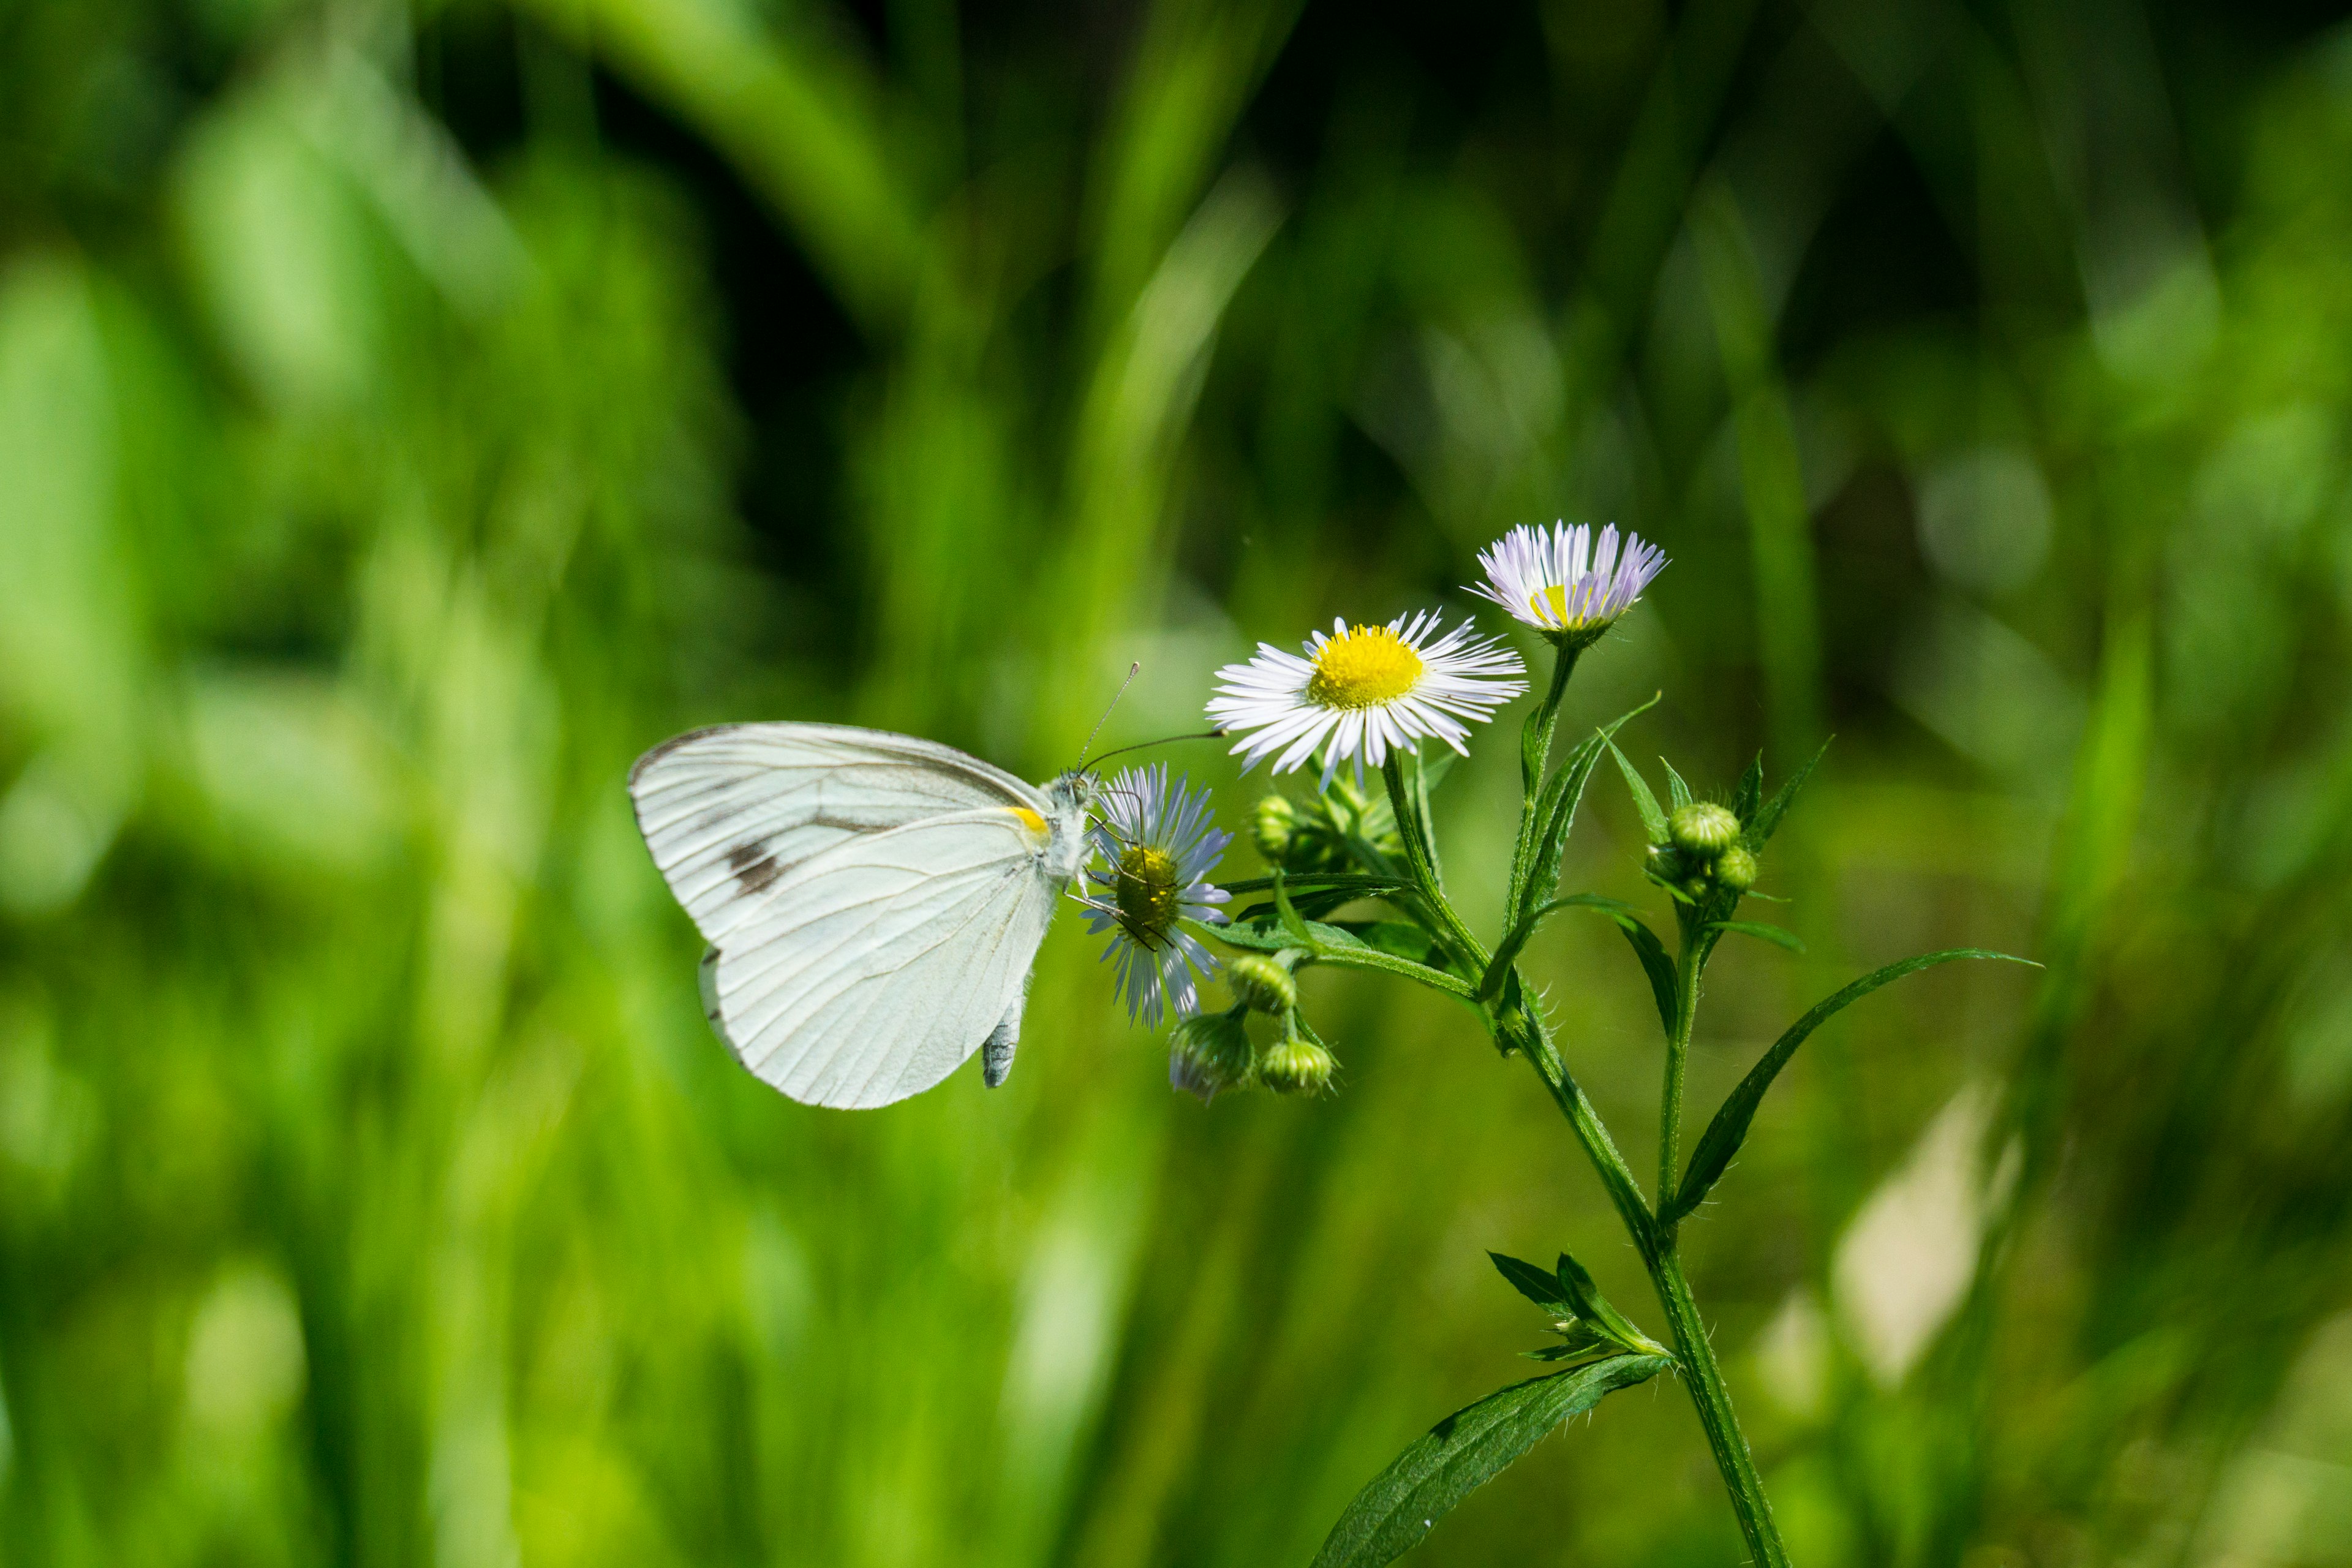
1258,1035,1336,1096
1645,843,1689,883
1669,802,1741,857
1252,795,1297,863
1712,845,1758,892
1226,953,1297,1014
1167,1009,1255,1102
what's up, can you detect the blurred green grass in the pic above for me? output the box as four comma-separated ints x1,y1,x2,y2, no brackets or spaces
5,1,2352,1564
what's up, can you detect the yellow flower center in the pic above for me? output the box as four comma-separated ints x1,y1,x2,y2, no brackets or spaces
1114,843,1180,948
1531,584,1589,627
1305,625,1423,709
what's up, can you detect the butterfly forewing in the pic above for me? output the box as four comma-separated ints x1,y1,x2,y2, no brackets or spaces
629,723,1047,944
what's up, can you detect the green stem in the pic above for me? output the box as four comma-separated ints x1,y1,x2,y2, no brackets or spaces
1504,1011,1656,1261
1649,1250,1790,1567
1658,919,1705,1216
1381,755,1485,973
1506,642,1580,925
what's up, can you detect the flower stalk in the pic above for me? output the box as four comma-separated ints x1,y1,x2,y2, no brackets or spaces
1168,521,2010,1566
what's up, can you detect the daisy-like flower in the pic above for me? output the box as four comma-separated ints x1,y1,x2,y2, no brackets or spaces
1207,612,1527,788
1469,522,1667,641
1082,764,1234,1027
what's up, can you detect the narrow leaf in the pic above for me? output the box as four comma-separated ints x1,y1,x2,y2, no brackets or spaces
1308,1355,1674,1568
1555,1253,1670,1356
1523,695,1657,913
1336,921,1441,964
1741,739,1830,851
1610,916,1678,1040
1608,742,1668,844
1489,1252,1572,1314
1218,874,1408,897
1662,758,1692,810
1732,754,1763,823
1671,949,2037,1219
1706,920,1806,953
1273,872,1314,946
1478,894,1639,1000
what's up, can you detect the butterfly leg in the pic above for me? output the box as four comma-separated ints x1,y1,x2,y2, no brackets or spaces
982,987,1027,1088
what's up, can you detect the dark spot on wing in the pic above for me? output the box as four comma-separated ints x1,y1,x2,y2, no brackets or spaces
726,840,782,894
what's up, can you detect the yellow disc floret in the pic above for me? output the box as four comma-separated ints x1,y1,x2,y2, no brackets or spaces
1305,624,1425,709
1114,843,1180,949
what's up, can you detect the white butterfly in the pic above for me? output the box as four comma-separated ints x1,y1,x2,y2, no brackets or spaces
628,723,1099,1109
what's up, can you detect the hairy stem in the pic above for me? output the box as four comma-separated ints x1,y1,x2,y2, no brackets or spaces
1650,1250,1790,1567
1506,643,1580,925
1381,755,1485,973
1658,921,1705,1216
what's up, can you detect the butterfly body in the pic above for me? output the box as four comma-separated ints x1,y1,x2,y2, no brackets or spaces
629,723,1097,1108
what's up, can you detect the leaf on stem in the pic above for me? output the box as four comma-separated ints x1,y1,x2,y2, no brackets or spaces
1662,758,1692,809
1478,893,1638,1000
1706,920,1806,953
1668,948,2038,1221
1611,916,1678,1039
1489,1251,1572,1315
1608,741,1668,845
1520,695,1657,916
1308,1355,1673,1568
1732,754,1763,823
1740,739,1829,851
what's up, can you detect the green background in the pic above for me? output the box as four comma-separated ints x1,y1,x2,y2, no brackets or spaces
4,0,2351,1562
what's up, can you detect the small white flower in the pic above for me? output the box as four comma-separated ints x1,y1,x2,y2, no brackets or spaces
1083,765,1232,1027
1206,612,1527,789
1470,522,1667,637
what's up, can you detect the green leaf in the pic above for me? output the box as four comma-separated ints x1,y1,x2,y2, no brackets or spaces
1670,949,2038,1221
1553,1253,1670,1356
1218,874,1408,898
1608,741,1668,845
1523,1333,1613,1362
1732,754,1763,823
1478,894,1640,1000
1611,916,1678,1039
1706,920,1806,953
1489,1251,1572,1314
1308,1355,1674,1568
1520,696,1657,916
1336,921,1440,964
1272,872,1315,946
1205,915,1474,999
1741,739,1830,851
1662,758,1692,810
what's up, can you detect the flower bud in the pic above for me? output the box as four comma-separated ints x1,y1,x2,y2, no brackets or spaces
1226,954,1297,1014
1668,802,1740,857
1257,1035,1336,1096
1167,1009,1256,1101
1645,843,1689,883
1712,845,1758,892
1251,795,1296,863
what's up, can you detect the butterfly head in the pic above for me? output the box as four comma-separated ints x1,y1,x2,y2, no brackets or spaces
1040,772,1100,880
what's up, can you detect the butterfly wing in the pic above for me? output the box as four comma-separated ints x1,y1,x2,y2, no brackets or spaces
706,810,1060,1107
629,723,1046,945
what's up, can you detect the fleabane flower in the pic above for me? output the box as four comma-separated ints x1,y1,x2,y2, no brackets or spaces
1082,764,1233,1027
1206,612,1526,788
1471,522,1667,641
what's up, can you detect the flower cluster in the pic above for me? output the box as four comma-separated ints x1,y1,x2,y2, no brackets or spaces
1082,519,1666,1098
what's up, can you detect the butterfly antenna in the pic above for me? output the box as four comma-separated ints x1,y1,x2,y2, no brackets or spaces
1084,729,1227,771
1077,663,1142,769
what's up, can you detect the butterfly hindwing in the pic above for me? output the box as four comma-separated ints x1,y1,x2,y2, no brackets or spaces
705,809,1058,1107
